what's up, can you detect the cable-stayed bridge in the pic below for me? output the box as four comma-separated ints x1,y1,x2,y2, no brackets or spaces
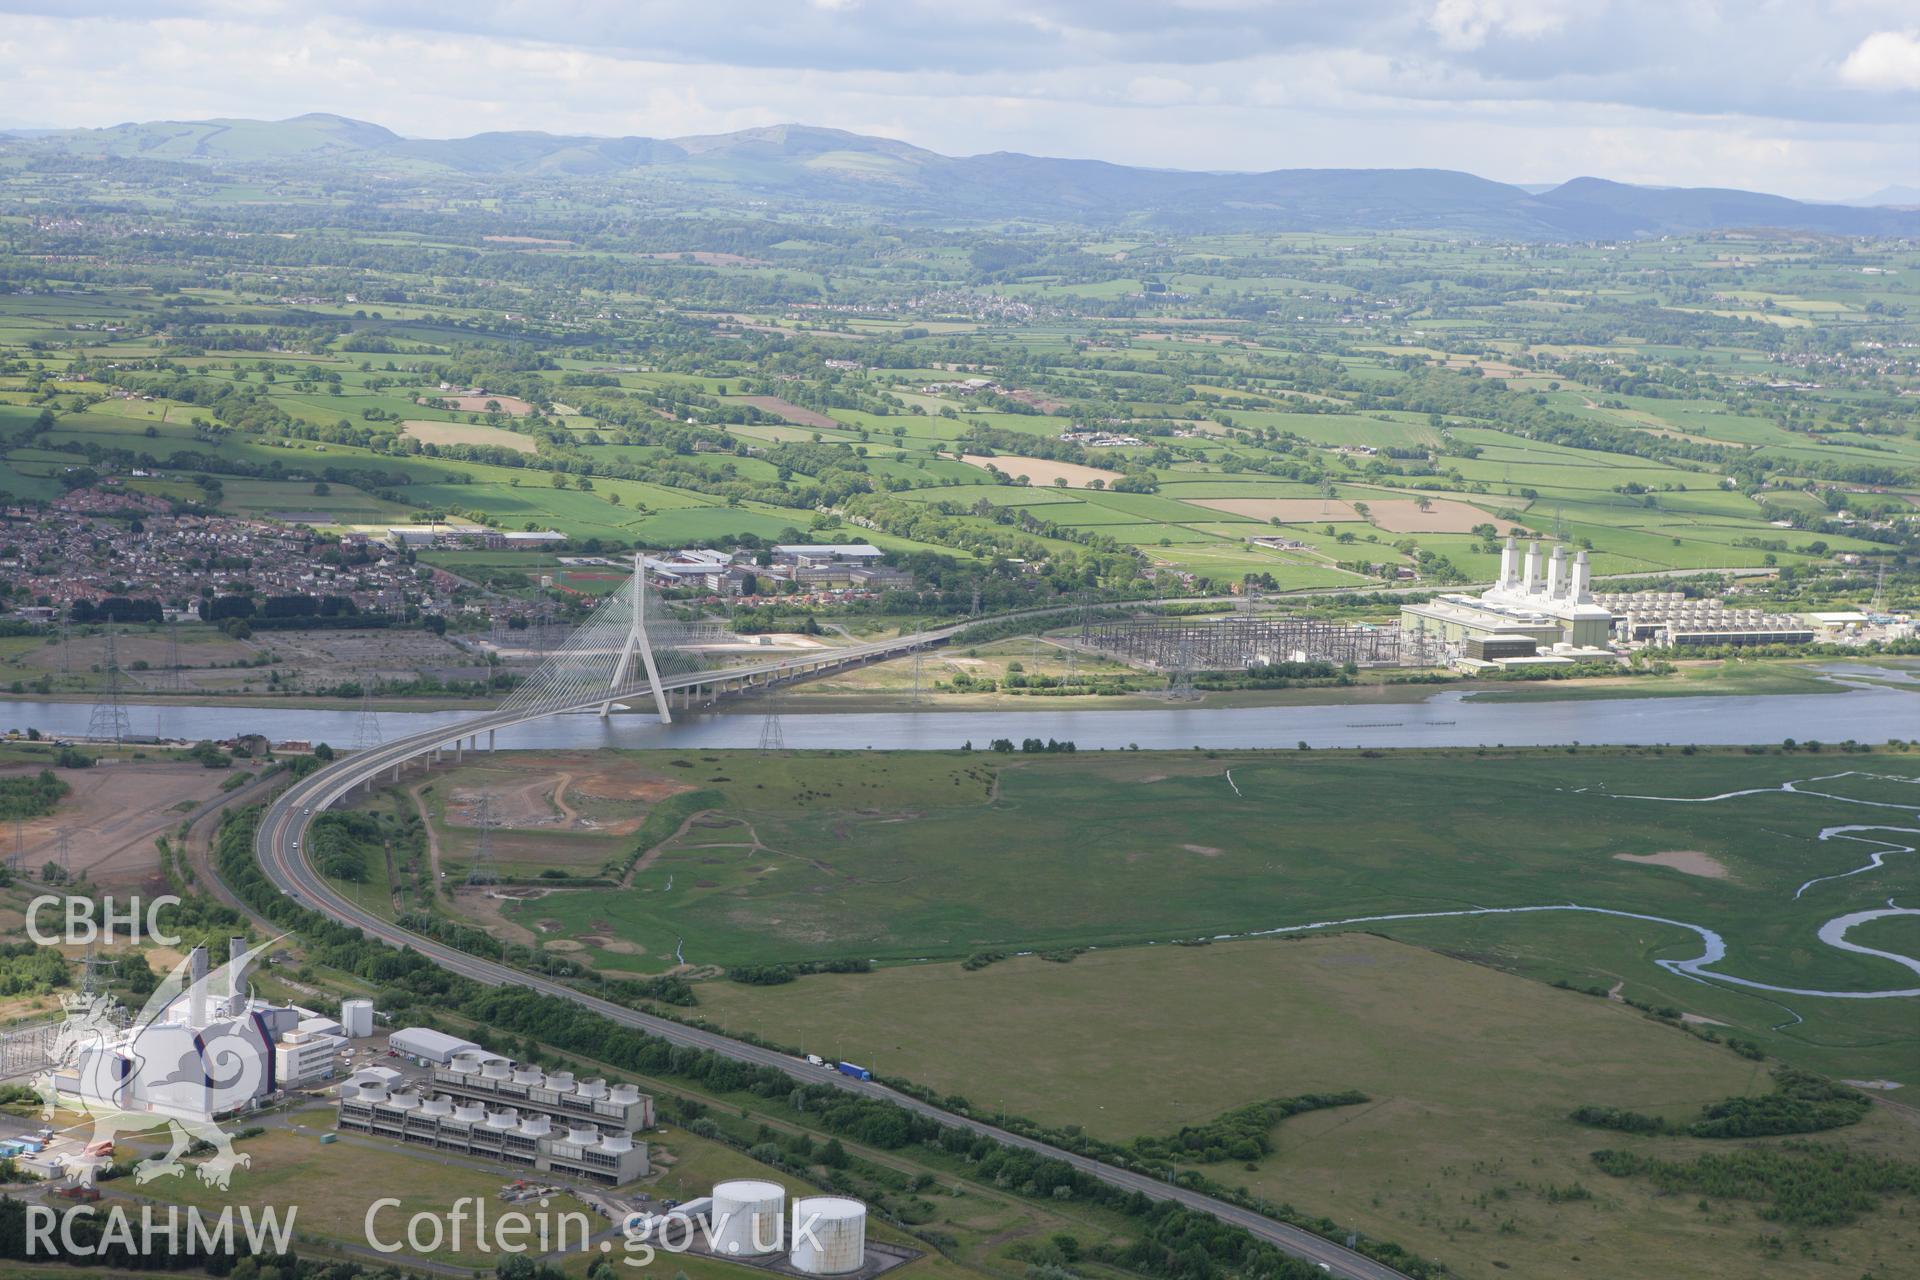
246,558,1414,1280
293,554,1004,789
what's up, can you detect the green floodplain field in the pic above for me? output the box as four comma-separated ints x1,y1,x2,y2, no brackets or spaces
386,746,1920,1083
352,744,1920,1280
697,935,1920,1280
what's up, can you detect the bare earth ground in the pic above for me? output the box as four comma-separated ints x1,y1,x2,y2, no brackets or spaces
400,419,536,453
1614,849,1733,879
735,395,840,430
266,629,490,687
1362,497,1498,533
2,759,231,887
959,454,1118,489
1186,497,1361,522
16,629,259,693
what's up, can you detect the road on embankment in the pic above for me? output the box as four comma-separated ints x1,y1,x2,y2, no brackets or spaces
249,621,1417,1279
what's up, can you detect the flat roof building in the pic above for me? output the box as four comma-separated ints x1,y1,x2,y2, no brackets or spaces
388,1027,483,1064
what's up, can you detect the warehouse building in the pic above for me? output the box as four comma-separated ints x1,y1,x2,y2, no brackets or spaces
388,1027,483,1064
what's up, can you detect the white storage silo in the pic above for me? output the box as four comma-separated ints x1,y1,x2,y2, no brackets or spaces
791,1197,865,1275
710,1179,786,1257
341,999,374,1039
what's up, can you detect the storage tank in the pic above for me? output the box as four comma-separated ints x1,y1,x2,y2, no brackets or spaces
341,999,374,1039
791,1197,865,1275
710,1179,785,1257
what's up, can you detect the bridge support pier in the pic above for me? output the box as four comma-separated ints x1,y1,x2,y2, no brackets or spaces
488,729,495,752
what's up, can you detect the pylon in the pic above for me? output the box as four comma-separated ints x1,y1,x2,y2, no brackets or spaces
165,621,182,691
352,684,383,752
86,628,130,743
758,680,785,753
1167,636,1197,702
910,649,926,706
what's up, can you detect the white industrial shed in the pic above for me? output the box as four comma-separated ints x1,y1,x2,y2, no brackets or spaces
388,1027,482,1064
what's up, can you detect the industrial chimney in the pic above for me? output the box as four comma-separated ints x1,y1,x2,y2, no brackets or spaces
188,943,209,1027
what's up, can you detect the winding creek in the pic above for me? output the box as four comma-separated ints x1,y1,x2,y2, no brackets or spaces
1211,769,1920,1013
7,677,1915,1011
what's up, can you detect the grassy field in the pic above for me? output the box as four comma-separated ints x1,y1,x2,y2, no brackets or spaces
458,748,1919,1080
694,934,1920,1279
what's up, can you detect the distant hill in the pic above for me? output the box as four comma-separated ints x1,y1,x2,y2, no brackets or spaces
11,113,1919,240
1846,184,1920,209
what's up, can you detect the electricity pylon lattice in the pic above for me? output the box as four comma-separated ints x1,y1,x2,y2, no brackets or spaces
758,681,786,753
352,685,383,752
1167,636,1197,702
86,627,131,743
165,621,183,691
910,649,926,706
466,794,497,888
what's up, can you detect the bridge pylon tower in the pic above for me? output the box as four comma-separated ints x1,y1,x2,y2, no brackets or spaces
604,553,671,724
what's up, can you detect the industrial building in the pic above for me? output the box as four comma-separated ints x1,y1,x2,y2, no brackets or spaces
387,1027,483,1064
1590,592,1817,648
431,1052,655,1131
335,1083,650,1184
47,938,351,1120
1400,538,1616,665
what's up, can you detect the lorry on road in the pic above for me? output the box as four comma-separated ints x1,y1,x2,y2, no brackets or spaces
836,1061,872,1081
804,1054,825,1067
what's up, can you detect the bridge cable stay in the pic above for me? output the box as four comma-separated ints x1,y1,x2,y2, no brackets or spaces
495,555,720,725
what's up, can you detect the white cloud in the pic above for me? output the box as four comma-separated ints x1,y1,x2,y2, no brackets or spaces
1427,0,1573,52
1840,29,1920,90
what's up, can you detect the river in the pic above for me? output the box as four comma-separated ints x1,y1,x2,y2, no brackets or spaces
5,679,1914,752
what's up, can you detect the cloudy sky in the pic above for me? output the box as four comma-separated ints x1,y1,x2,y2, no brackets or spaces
3,1,1916,199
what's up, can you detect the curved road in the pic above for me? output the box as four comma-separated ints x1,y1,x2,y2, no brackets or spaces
249,615,1414,1279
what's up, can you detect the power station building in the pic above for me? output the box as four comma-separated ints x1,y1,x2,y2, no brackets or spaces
336,1083,651,1184
48,939,352,1121
336,1051,655,1185
1400,538,1615,665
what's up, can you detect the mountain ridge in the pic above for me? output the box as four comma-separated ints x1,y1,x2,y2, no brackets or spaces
8,113,1916,240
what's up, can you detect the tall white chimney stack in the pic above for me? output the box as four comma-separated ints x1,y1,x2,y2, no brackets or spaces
1547,545,1566,598
1522,541,1542,595
1573,550,1592,601
1499,537,1518,589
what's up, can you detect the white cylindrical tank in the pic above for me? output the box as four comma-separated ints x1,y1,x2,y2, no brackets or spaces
791,1197,865,1275
711,1180,786,1257
341,999,374,1039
